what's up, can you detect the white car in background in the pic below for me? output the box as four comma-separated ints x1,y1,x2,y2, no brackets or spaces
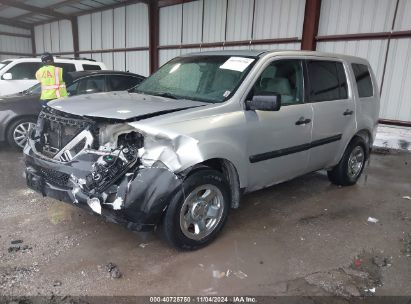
0,57,107,96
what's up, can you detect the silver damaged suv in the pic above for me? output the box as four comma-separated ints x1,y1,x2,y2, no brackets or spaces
24,50,380,249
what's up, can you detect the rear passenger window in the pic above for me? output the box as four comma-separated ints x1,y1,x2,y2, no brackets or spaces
352,63,373,98
83,64,101,71
307,60,348,102
108,75,143,91
77,76,105,94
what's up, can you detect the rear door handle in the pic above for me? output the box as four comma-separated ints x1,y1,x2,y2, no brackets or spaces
343,109,354,116
295,117,311,125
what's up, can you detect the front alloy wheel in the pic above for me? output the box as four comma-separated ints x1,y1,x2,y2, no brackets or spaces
179,184,225,241
163,169,230,250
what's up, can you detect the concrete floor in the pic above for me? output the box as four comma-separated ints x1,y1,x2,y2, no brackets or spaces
0,145,410,299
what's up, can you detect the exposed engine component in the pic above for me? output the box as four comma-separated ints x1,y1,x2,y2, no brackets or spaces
86,146,138,193
117,131,144,150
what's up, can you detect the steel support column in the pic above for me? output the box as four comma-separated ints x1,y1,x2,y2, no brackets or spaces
71,17,79,58
301,0,322,51
149,0,159,74
30,27,36,55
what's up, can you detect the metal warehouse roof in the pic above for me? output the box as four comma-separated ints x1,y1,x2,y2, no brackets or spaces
0,0,145,29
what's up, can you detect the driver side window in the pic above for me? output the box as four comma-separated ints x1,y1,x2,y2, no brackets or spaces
252,59,303,106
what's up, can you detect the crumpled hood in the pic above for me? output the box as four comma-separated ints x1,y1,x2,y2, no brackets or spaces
48,91,208,120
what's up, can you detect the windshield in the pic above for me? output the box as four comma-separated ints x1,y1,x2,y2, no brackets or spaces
23,83,41,94
136,55,256,103
0,60,12,72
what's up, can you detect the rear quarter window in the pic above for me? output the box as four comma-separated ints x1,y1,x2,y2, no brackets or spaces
82,64,102,71
351,63,373,98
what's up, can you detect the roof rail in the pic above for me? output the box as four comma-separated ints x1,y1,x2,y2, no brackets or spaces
54,56,96,62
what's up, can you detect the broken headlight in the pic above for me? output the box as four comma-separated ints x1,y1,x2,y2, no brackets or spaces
86,145,138,193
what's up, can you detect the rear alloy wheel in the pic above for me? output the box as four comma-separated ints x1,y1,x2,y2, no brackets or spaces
327,137,368,186
163,169,230,250
7,118,37,150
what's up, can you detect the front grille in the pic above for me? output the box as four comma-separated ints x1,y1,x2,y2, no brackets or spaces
38,167,71,188
38,107,98,158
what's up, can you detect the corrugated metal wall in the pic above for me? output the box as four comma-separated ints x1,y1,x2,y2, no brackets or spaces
34,20,74,56
33,2,149,76
380,0,411,121
158,0,305,66
317,0,411,122
0,25,32,61
27,0,411,122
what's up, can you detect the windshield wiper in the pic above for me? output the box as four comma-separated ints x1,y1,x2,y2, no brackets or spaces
152,92,180,99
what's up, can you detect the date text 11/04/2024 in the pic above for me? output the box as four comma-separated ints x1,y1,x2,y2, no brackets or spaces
149,296,257,303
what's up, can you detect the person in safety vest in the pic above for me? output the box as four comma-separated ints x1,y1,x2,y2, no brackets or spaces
35,52,68,106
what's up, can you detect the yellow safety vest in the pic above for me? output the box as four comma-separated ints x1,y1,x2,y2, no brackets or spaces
35,65,68,100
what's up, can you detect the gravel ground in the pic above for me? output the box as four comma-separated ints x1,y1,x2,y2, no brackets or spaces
0,145,410,301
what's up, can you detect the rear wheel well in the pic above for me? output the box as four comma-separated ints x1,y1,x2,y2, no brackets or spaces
353,129,372,158
185,158,241,209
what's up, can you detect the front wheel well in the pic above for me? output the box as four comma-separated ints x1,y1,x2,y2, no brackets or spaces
184,158,241,209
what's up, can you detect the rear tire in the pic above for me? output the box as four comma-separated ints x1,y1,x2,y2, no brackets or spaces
162,169,230,250
327,137,368,186
6,117,37,150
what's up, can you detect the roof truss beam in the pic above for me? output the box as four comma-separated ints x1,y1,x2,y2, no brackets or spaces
0,16,32,29
0,0,70,20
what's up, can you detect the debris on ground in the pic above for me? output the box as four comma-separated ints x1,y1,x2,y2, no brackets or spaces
212,270,225,279
401,234,411,257
139,243,148,248
53,280,62,287
402,195,411,200
105,262,122,279
372,256,391,267
367,217,379,223
0,266,38,290
7,244,32,253
8,246,20,253
233,270,248,279
301,251,385,297
10,240,23,245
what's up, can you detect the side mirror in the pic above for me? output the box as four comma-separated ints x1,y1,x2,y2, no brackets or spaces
2,73,12,80
246,93,281,111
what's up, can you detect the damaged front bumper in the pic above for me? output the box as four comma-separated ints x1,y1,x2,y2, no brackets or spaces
24,144,182,232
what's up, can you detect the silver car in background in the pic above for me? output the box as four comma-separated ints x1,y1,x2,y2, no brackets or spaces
24,50,380,249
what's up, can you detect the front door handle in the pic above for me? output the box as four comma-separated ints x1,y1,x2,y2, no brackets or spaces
295,117,312,125
343,109,354,116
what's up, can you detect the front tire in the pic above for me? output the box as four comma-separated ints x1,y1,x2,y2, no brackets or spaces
7,117,37,150
327,137,368,186
162,169,230,250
